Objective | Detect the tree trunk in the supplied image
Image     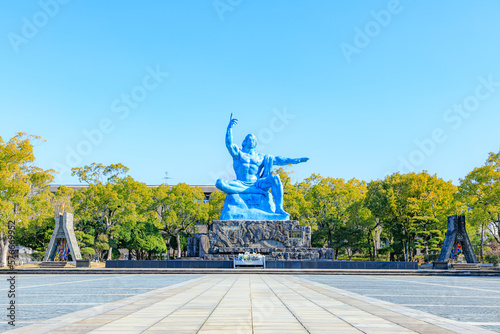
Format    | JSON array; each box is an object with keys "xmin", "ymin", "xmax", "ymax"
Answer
[
  {"xmin": 373, "ymin": 238, "xmax": 377, "ymax": 260},
  {"xmin": 176, "ymin": 233, "xmax": 181, "ymax": 258},
  {"xmin": 107, "ymin": 246, "xmax": 113, "ymax": 261},
  {"xmin": 424, "ymin": 226, "xmax": 428, "ymax": 256},
  {"xmin": 0, "ymin": 232, "xmax": 8, "ymax": 267},
  {"xmin": 368, "ymin": 229, "xmax": 375, "ymax": 261},
  {"xmin": 368, "ymin": 240, "xmax": 373, "ymax": 262},
  {"xmin": 402, "ymin": 241, "xmax": 407, "ymax": 262},
  {"xmin": 480, "ymin": 223, "xmax": 484, "ymax": 260}
]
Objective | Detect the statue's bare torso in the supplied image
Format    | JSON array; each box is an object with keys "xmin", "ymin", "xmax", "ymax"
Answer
[{"xmin": 234, "ymin": 152, "xmax": 264, "ymax": 183}]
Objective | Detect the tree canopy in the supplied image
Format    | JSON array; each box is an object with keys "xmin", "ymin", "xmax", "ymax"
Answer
[{"xmin": 3, "ymin": 133, "xmax": 500, "ymax": 264}]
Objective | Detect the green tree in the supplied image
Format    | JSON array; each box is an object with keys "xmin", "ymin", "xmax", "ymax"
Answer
[
  {"xmin": 75, "ymin": 230, "xmax": 95, "ymax": 260},
  {"xmin": 0, "ymin": 133, "xmax": 54, "ymax": 266},
  {"xmin": 411, "ymin": 216, "xmax": 443, "ymax": 256},
  {"xmin": 302, "ymin": 174, "xmax": 366, "ymax": 257},
  {"xmin": 275, "ymin": 168, "xmax": 310, "ymax": 222},
  {"xmin": 151, "ymin": 183, "xmax": 208, "ymax": 258},
  {"xmin": 14, "ymin": 216, "xmax": 54, "ymax": 257},
  {"xmin": 208, "ymin": 190, "xmax": 226, "ymax": 223},
  {"xmin": 131, "ymin": 222, "xmax": 167, "ymax": 259},
  {"xmin": 344, "ymin": 199, "xmax": 378, "ymax": 260},
  {"xmin": 72, "ymin": 163, "xmax": 151, "ymax": 260},
  {"xmin": 366, "ymin": 172, "xmax": 458, "ymax": 261},
  {"xmin": 458, "ymin": 149, "xmax": 500, "ymax": 246},
  {"xmin": 94, "ymin": 234, "xmax": 110, "ymax": 261},
  {"xmin": 52, "ymin": 185, "xmax": 74, "ymax": 214}
]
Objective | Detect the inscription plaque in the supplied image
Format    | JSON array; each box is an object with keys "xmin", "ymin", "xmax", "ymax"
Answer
[{"xmin": 288, "ymin": 230, "xmax": 303, "ymax": 239}]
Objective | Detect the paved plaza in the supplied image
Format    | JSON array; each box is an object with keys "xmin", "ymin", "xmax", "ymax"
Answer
[{"xmin": 1, "ymin": 274, "xmax": 499, "ymax": 333}]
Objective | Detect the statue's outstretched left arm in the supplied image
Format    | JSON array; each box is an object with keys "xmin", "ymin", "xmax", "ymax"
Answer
[{"xmin": 273, "ymin": 156, "xmax": 309, "ymax": 166}]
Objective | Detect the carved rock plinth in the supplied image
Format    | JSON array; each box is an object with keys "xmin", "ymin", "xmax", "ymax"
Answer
[
  {"xmin": 187, "ymin": 220, "xmax": 335, "ymax": 261},
  {"xmin": 209, "ymin": 220, "xmax": 310, "ymax": 251}
]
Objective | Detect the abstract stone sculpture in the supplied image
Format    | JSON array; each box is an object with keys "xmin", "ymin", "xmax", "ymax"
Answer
[
  {"xmin": 216, "ymin": 114, "xmax": 308, "ymax": 220},
  {"xmin": 43, "ymin": 212, "xmax": 82, "ymax": 261},
  {"xmin": 438, "ymin": 215, "xmax": 478, "ymax": 263}
]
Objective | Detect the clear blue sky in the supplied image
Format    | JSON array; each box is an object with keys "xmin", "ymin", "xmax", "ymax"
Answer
[{"xmin": 1, "ymin": 0, "xmax": 500, "ymax": 186}]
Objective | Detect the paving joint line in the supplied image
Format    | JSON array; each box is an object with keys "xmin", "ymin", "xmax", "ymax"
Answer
[
  {"xmin": 259, "ymin": 274, "xmax": 312, "ymax": 334},
  {"xmin": 62, "ymin": 275, "xmax": 221, "ymax": 334},
  {"xmin": 288, "ymin": 275, "xmax": 447, "ymax": 334},
  {"xmin": 4, "ymin": 275, "xmax": 210, "ymax": 334},
  {"xmin": 291, "ymin": 276, "xmax": 496, "ymax": 334},
  {"xmin": 248, "ymin": 275, "xmax": 254, "ymax": 334},
  {"xmin": 0, "ymin": 275, "xmax": 141, "ymax": 291},
  {"xmin": 268, "ymin": 275, "xmax": 366, "ymax": 334},
  {"xmin": 369, "ymin": 276, "xmax": 500, "ymax": 294},
  {"xmin": 196, "ymin": 274, "xmax": 240, "ymax": 333},
  {"xmin": 132, "ymin": 274, "xmax": 229, "ymax": 333}
]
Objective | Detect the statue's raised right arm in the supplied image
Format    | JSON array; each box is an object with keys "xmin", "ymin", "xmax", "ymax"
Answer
[{"xmin": 225, "ymin": 113, "xmax": 239, "ymax": 158}]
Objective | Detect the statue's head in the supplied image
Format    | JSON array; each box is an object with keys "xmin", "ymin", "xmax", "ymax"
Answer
[{"xmin": 242, "ymin": 134, "xmax": 257, "ymax": 150}]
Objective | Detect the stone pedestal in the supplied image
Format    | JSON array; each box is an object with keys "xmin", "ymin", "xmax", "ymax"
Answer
[
  {"xmin": 210, "ymin": 220, "xmax": 311, "ymax": 250},
  {"xmin": 187, "ymin": 220, "xmax": 335, "ymax": 261},
  {"xmin": 187, "ymin": 234, "xmax": 210, "ymax": 258}
]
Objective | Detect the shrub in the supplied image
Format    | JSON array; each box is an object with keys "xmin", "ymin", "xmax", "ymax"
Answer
[
  {"xmin": 413, "ymin": 255, "xmax": 425, "ymax": 264},
  {"xmin": 81, "ymin": 247, "xmax": 95, "ymax": 255},
  {"xmin": 424, "ymin": 254, "xmax": 440, "ymax": 263},
  {"xmin": 378, "ymin": 246, "xmax": 392, "ymax": 256},
  {"xmin": 31, "ymin": 251, "xmax": 43, "ymax": 261},
  {"xmin": 484, "ymin": 254, "xmax": 499, "ymax": 265}
]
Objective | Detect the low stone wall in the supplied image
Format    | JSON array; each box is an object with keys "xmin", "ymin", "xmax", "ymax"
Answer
[
  {"xmin": 106, "ymin": 260, "xmax": 234, "ymax": 269},
  {"xmin": 105, "ymin": 260, "xmax": 418, "ymax": 270},
  {"xmin": 267, "ymin": 261, "xmax": 417, "ymax": 270},
  {"xmin": 204, "ymin": 248, "xmax": 335, "ymax": 261}
]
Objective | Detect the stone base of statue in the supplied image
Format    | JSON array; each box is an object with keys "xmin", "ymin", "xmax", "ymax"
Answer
[
  {"xmin": 187, "ymin": 220, "xmax": 335, "ymax": 260},
  {"xmin": 221, "ymin": 193, "xmax": 290, "ymax": 220},
  {"xmin": 210, "ymin": 220, "xmax": 311, "ymax": 249}
]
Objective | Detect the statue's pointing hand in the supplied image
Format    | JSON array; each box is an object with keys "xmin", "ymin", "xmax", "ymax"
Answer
[{"xmin": 229, "ymin": 113, "xmax": 238, "ymax": 128}]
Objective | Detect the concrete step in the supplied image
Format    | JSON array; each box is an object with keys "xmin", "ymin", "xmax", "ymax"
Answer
[
  {"xmin": 452, "ymin": 263, "xmax": 479, "ymax": 270},
  {"xmin": 40, "ymin": 261, "xmax": 67, "ymax": 268}
]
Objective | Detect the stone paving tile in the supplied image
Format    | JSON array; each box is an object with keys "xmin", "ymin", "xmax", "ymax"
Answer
[
  {"xmin": 5, "ymin": 275, "xmax": 215, "ymax": 334},
  {"xmin": 291, "ymin": 275, "xmax": 498, "ymax": 334},
  {"xmin": 5, "ymin": 274, "xmax": 499, "ymax": 333}
]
